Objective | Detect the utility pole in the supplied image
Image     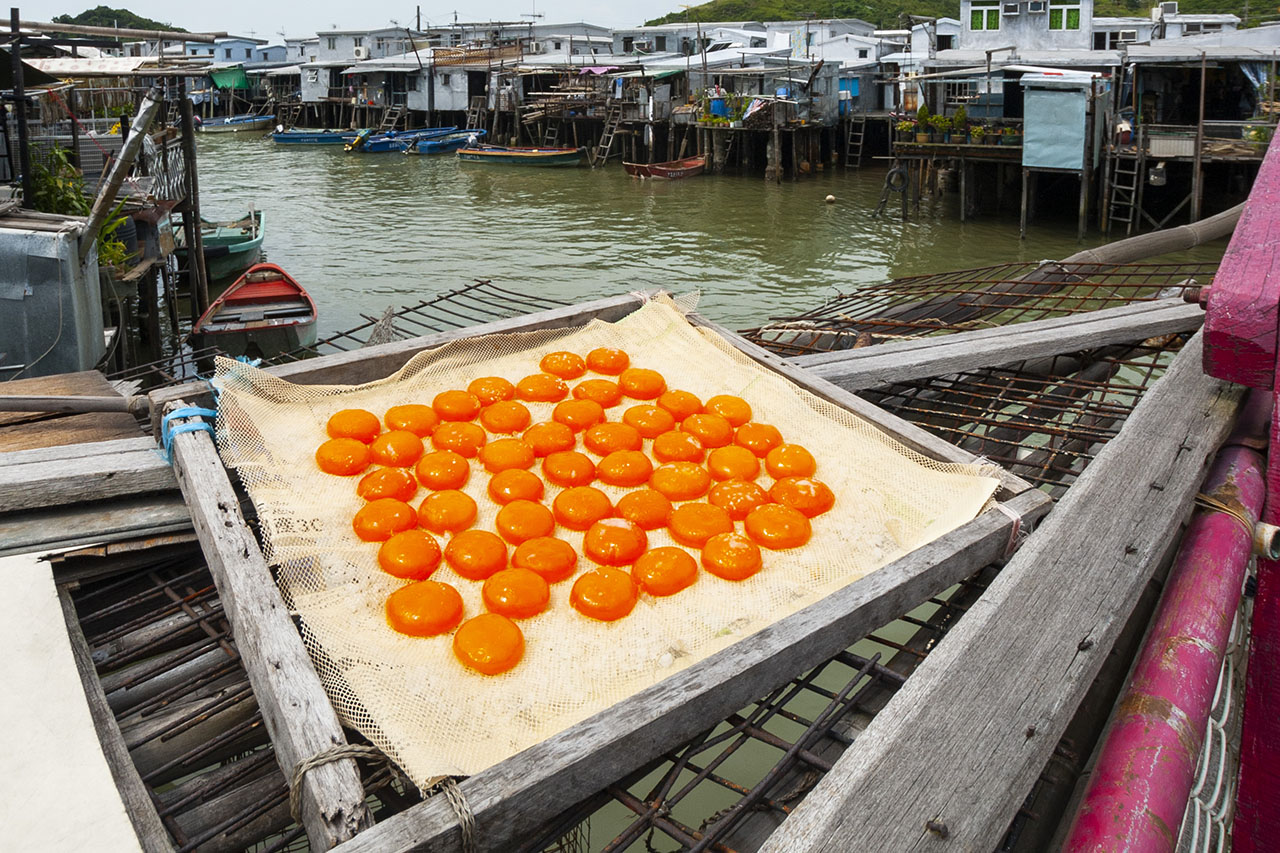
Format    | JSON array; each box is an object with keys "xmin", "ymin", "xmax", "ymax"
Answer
[{"xmin": 416, "ymin": 5, "xmax": 421, "ymax": 31}]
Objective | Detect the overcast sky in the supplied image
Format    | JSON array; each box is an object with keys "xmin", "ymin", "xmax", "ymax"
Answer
[{"xmin": 21, "ymin": 1, "xmax": 682, "ymax": 39}]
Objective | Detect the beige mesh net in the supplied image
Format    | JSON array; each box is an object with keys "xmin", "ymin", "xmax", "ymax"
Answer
[{"xmin": 214, "ymin": 296, "xmax": 999, "ymax": 785}]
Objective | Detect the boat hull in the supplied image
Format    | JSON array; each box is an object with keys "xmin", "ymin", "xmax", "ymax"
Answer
[
  {"xmin": 198, "ymin": 115, "xmax": 274, "ymax": 134},
  {"xmin": 175, "ymin": 210, "xmax": 265, "ymax": 282},
  {"xmin": 346, "ymin": 127, "xmax": 459, "ymax": 153},
  {"xmin": 625, "ymin": 156, "xmax": 707, "ymax": 179},
  {"xmin": 457, "ymin": 145, "xmax": 584, "ymax": 166},
  {"xmin": 192, "ymin": 262, "xmax": 318, "ymax": 358},
  {"xmin": 407, "ymin": 129, "xmax": 486, "ymax": 155},
  {"xmin": 271, "ymin": 130, "xmax": 360, "ymax": 145}
]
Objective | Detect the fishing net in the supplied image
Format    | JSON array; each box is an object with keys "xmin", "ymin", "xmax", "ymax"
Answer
[{"xmin": 214, "ymin": 295, "xmax": 1000, "ymax": 785}]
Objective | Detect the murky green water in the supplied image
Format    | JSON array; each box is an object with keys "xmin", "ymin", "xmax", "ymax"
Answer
[{"xmin": 194, "ymin": 134, "xmax": 1227, "ymax": 338}]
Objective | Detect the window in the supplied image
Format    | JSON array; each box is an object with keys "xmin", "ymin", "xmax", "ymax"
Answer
[
  {"xmin": 858, "ymin": 48, "xmax": 869, "ymax": 58},
  {"xmin": 224, "ymin": 48, "xmax": 232, "ymax": 58},
  {"xmin": 442, "ymin": 73, "xmax": 451, "ymax": 85},
  {"xmin": 938, "ymin": 34, "xmax": 955, "ymax": 50},
  {"xmin": 830, "ymin": 28, "xmax": 838, "ymax": 37},
  {"xmin": 245, "ymin": 48, "xmax": 252, "ymax": 58},
  {"xmin": 623, "ymin": 36, "xmax": 634, "ymax": 52},
  {"xmin": 554, "ymin": 40, "xmax": 562, "ymax": 50},
  {"xmin": 1049, "ymin": 0, "xmax": 1081, "ymax": 30},
  {"xmin": 970, "ymin": 0, "xmax": 1001, "ymax": 30},
  {"xmin": 945, "ymin": 79, "xmax": 977, "ymax": 102},
  {"xmin": 326, "ymin": 37, "xmax": 336, "ymax": 50},
  {"xmin": 407, "ymin": 77, "xmax": 417, "ymax": 90},
  {"xmin": 655, "ymin": 35, "xmax": 666, "ymax": 51},
  {"xmin": 353, "ymin": 37, "xmax": 364, "ymax": 47}
]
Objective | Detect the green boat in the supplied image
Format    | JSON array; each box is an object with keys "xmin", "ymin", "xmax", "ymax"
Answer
[
  {"xmin": 175, "ymin": 210, "xmax": 265, "ymax": 281},
  {"xmin": 456, "ymin": 145, "xmax": 585, "ymax": 166}
]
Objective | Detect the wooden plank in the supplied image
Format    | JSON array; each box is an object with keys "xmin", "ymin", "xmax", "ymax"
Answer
[
  {"xmin": 0, "ymin": 371, "xmax": 143, "ymax": 451},
  {"xmin": 754, "ymin": 331, "xmax": 1244, "ymax": 853},
  {"xmin": 790, "ymin": 298, "xmax": 1205, "ymax": 391},
  {"xmin": 0, "ymin": 494, "xmax": 191, "ymax": 558},
  {"xmin": 166, "ymin": 410, "xmax": 372, "ymax": 849},
  {"xmin": 147, "ymin": 292, "xmax": 651, "ymax": 436},
  {"xmin": 686, "ymin": 313, "xmax": 1036, "ymax": 497},
  {"xmin": 0, "ymin": 394, "xmax": 146, "ymax": 414},
  {"xmin": 0, "ymin": 437, "xmax": 176, "ymax": 514},
  {"xmin": 331, "ymin": 488, "xmax": 1052, "ymax": 853},
  {"xmin": 58, "ymin": 586, "xmax": 176, "ymax": 852}
]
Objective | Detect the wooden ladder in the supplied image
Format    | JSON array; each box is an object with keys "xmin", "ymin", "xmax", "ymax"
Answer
[
  {"xmin": 845, "ymin": 112, "xmax": 867, "ymax": 167},
  {"xmin": 1107, "ymin": 148, "xmax": 1145, "ymax": 236},
  {"xmin": 379, "ymin": 105, "xmax": 404, "ymax": 132},
  {"xmin": 280, "ymin": 102, "xmax": 302, "ymax": 130},
  {"xmin": 593, "ymin": 105, "xmax": 622, "ymax": 166},
  {"xmin": 465, "ymin": 96, "xmax": 487, "ymax": 131},
  {"xmin": 542, "ymin": 117, "xmax": 560, "ymax": 146}
]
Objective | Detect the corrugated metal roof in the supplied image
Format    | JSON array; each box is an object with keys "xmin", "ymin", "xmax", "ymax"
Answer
[{"xmin": 24, "ymin": 56, "xmax": 211, "ymax": 77}]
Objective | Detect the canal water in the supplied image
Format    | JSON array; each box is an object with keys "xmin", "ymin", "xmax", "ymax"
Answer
[{"xmin": 194, "ymin": 134, "xmax": 1228, "ymax": 337}]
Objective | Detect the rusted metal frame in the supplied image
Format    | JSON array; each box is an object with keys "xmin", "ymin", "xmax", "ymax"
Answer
[
  {"xmin": 111, "ymin": 641, "xmax": 240, "ymax": 710},
  {"xmin": 98, "ymin": 616, "xmax": 227, "ymax": 672},
  {"xmin": 157, "ymin": 746, "xmax": 277, "ymax": 818},
  {"xmin": 154, "ymin": 572, "xmax": 237, "ymax": 658},
  {"xmin": 123, "ymin": 659, "xmax": 246, "ymax": 722},
  {"xmin": 258, "ymin": 825, "xmax": 308, "ymax": 853},
  {"xmin": 131, "ymin": 683, "xmax": 257, "ymax": 748},
  {"xmin": 73, "ymin": 555, "xmax": 193, "ymax": 609},
  {"xmin": 605, "ymin": 785, "xmax": 736, "ymax": 853},
  {"xmin": 142, "ymin": 712, "xmax": 266, "ymax": 783},
  {"xmin": 81, "ymin": 564, "xmax": 215, "ymax": 632}
]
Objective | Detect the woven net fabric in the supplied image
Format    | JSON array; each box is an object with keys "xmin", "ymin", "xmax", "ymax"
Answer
[{"xmin": 213, "ymin": 296, "xmax": 1000, "ymax": 784}]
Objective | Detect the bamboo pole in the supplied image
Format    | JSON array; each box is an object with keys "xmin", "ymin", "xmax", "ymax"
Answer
[
  {"xmin": 19, "ymin": 19, "xmax": 223, "ymax": 42},
  {"xmin": 79, "ymin": 87, "xmax": 161, "ymax": 264},
  {"xmin": 1191, "ymin": 51, "xmax": 1207, "ymax": 222}
]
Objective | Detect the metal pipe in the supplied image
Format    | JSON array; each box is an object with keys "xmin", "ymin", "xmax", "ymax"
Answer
[
  {"xmin": 11, "ymin": 8, "xmax": 31, "ymax": 208},
  {"xmin": 1061, "ymin": 388, "xmax": 1271, "ymax": 852}
]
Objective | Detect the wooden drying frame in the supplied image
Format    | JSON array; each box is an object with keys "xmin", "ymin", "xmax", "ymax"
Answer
[{"xmin": 157, "ymin": 292, "xmax": 1053, "ymax": 852}]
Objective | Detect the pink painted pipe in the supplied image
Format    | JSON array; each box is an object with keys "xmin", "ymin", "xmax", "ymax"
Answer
[{"xmin": 1062, "ymin": 390, "xmax": 1270, "ymax": 853}]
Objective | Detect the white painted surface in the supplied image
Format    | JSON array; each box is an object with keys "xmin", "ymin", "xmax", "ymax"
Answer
[{"xmin": 0, "ymin": 551, "xmax": 142, "ymax": 851}]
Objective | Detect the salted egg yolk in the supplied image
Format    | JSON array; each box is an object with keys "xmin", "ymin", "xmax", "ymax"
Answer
[
  {"xmin": 707, "ymin": 480, "xmax": 770, "ymax": 521},
  {"xmin": 585, "ymin": 347, "xmax": 630, "ymax": 375},
  {"xmin": 516, "ymin": 373, "xmax": 569, "ymax": 403},
  {"xmin": 478, "ymin": 438, "xmax": 536, "ymax": 473},
  {"xmin": 681, "ymin": 413, "xmax": 734, "ymax": 448},
  {"xmin": 704, "ymin": 394, "xmax": 753, "ymax": 427},
  {"xmin": 352, "ymin": 498, "xmax": 417, "ymax": 542},
  {"xmin": 414, "ymin": 450, "xmax": 470, "ymax": 491},
  {"xmin": 523, "ymin": 421, "xmax": 577, "ymax": 457},
  {"xmin": 615, "ymin": 489, "xmax": 673, "ymax": 530},
  {"xmin": 453, "ymin": 612, "xmax": 524, "ymax": 675},
  {"xmin": 482, "ymin": 567, "xmax": 551, "ymax": 619},
  {"xmin": 706, "ymin": 446, "xmax": 760, "ymax": 481},
  {"xmin": 734, "ymin": 422, "xmax": 784, "ymax": 458},
  {"xmin": 326, "ymin": 408, "xmax": 380, "ymax": 443},
  {"xmin": 369, "ymin": 429, "xmax": 425, "ymax": 468},
  {"xmin": 570, "ymin": 566, "xmax": 638, "ymax": 622},
  {"xmin": 539, "ymin": 351, "xmax": 587, "ymax": 380},
  {"xmin": 495, "ymin": 499, "xmax": 556, "ymax": 545},
  {"xmin": 316, "ymin": 437, "xmax": 372, "ymax": 476},
  {"xmin": 487, "ymin": 469, "xmax": 546, "ymax": 504},
  {"xmin": 479, "ymin": 400, "xmax": 532, "ymax": 435},
  {"xmin": 701, "ymin": 532, "xmax": 764, "ymax": 581},
  {"xmin": 357, "ymin": 467, "xmax": 418, "ymax": 503},
  {"xmin": 512, "ymin": 537, "xmax": 578, "ymax": 583},
  {"xmin": 744, "ymin": 504, "xmax": 813, "ymax": 550},
  {"xmin": 764, "ymin": 443, "xmax": 818, "ymax": 479},
  {"xmin": 618, "ymin": 367, "xmax": 666, "ymax": 400},
  {"xmin": 596, "ymin": 450, "xmax": 654, "ymax": 488},
  {"xmin": 621, "ymin": 404, "xmax": 676, "ymax": 439},
  {"xmin": 542, "ymin": 450, "xmax": 596, "ymax": 487},
  {"xmin": 552, "ymin": 486, "xmax": 614, "ymax": 530},
  {"xmin": 572, "ymin": 378, "xmax": 624, "ymax": 408},
  {"xmin": 552, "ymin": 399, "xmax": 606, "ymax": 432},
  {"xmin": 384, "ymin": 404, "xmax": 439, "ymax": 437},
  {"xmin": 433, "ymin": 389, "xmax": 481, "ymax": 422},
  {"xmin": 417, "ymin": 490, "xmax": 477, "ymax": 534},
  {"xmin": 657, "ymin": 389, "xmax": 703, "ymax": 422},
  {"xmin": 650, "ymin": 462, "xmax": 712, "ymax": 501},
  {"xmin": 468, "ymin": 376, "xmax": 516, "ymax": 406},
  {"xmin": 583, "ymin": 517, "xmax": 648, "ymax": 566},
  {"xmin": 444, "ymin": 529, "xmax": 508, "ymax": 580},
  {"xmin": 386, "ymin": 580, "xmax": 463, "ymax": 637},
  {"xmin": 377, "ymin": 529, "xmax": 442, "ymax": 580},
  {"xmin": 583, "ymin": 422, "xmax": 642, "ymax": 455},
  {"xmin": 430, "ymin": 422, "xmax": 487, "ymax": 458},
  {"xmin": 668, "ymin": 502, "xmax": 734, "ymax": 547},
  {"xmin": 631, "ymin": 547, "xmax": 698, "ymax": 596},
  {"xmin": 652, "ymin": 430, "xmax": 705, "ymax": 464},
  {"xmin": 769, "ymin": 477, "xmax": 836, "ymax": 518}
]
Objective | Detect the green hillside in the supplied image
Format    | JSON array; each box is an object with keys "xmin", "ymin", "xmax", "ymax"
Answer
[
  {"xmin": 52, "ymin": 6, "xmax": 185, "ymax": 33},
  {"xmin": 645, "ymin": 0, "xmax": 1258, "ymax": 29}
]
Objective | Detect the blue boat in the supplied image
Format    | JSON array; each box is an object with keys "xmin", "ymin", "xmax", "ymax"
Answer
[
  {"xmin": 345, "ymin": 127, "xmax": 458, "ymax": 153},
  {"xmin": 271, "ymin": 128, "xmax": 362, "ymax": 145},
  {"xmin": 405, "ymin": 129, "xmax": 487, "ymax": 155},
  {"xmin": 197, "ymin": 114, "xmax": 275, "ymax": 134}
]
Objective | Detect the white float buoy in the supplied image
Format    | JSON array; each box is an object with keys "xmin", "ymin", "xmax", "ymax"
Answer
[{"xmin": 825, "ymin": 194, "xmax": 836, "ymax": 204}]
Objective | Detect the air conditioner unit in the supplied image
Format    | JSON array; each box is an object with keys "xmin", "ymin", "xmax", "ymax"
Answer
[
  {"xmin": 353, "ymin": 46, "xmax": 370, "ymax": 59},
  {"xmin": 530, "ymin": 42, "xmax": 545, "ymax": 54},
  {"xmin": 1160, "ymin": 1, "xmax": 1178, "ymax": 14},
  {"xmin": 1028, "ymin": 1, "xmax": 1047, "ymax": 12},
  {"xmin": 1002, "ymin": 2, "xmax": 1021, "ymax": 15}
]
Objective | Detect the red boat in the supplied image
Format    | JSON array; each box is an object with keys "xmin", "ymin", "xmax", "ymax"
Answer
[
  {"xmin": 623, "ymin": 155, "xmax": 707, "ymax": 180},
  {"xmin": 192, "ymin": 263, "xmax": 318, "ymax": 358}
]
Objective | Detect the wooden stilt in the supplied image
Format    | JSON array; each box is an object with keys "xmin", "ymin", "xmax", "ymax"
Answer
[{"xmin": 1020, "ymin": 168, "xmax": 1030, "ymax": 238}]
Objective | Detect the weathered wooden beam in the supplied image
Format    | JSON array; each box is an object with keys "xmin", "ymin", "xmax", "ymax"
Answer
[
  {"xmin": 791, "ymin": 298, "xmax": 1205, "ymax": 392},
  {"xmin": 58, "ymin": 587, "xmax": 176, "ymax": 852},
  {"xmin": 755, "ymin": 331, "xmax": 1244, "ymax": 853},
  {"xmin": 166, "ymin": 409, "xmax": 372, "ymax": 849},
  {"xmin": 147, "ymin": 292, "xmax": 651, "ymax": 437},
  {"xmin": 0, "ymin": 437, "xmax": 175, "ymax": 514},
  {"xmin": 331, "ymin": 488, "xmax": 1051, "ymax": 853},
  {"xmin": 0, "ymin": 494, "xmax": 191, "ymax": 558},
  {"xmin": 0, "ymin": 394, "xmax": 149, "ymax": 415},
  {"xmin": 686, "ymin": 313, "xmax": 1037, "ymax": 497}
]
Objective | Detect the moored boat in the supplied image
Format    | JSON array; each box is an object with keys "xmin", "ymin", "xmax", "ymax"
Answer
[
  {"xmin": 191, "ymin": 262, "xmax": 317, "ymax": 358},
  {"xmin": 197, "ymin": 114, "xmax": 275, "ymax": 134},
  {"xmin": 174, "ymin": 209, "xmax": 265, "ymax": 281},
  {"xmin": 624, "ymin": 155, "xmax": 707, "ymax": 180},
  {"xmin": 271, "ymin": 128, "xmax": 361, "ymax": 145},
  {"xmin": 456, "ymin": 144, "xmax": 585, "ymax": 166},
  {"xmin": 345, "ymin": 127, "xmax": 458, "ymax": 153},
  {"xmin": 405, "ymin": 129, "xmax": 487, "ymax": 155}
]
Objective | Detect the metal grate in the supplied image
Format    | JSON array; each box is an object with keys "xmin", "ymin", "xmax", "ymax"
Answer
[{"xmin": 741, "ymin": 262, "xmax": 1215, "ymax": 357}]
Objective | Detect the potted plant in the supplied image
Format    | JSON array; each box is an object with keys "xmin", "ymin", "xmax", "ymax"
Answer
[
  {"xmin": 930, "ymin": 114, "xmax": 951, "ymax": 143},
  {"xmin": 969, "ymin": 124, "xmax": 985, "ymax": 145},
  {"xmin": 984, "ymin": 124, "xmax": 1000, "ymax": 145},
  {"xmin": 952, "ymin": 105, "xmax": 968, "ymax": 142},
  {"xmin": 916, "ymin": 102, "xmax": 932, "ymax": 143},
  {"xmin": 1002, "ymin": 125, "xmax": 1022, "ymax": 146},
  {"xmin": 895, "ymin": 119, "xmax": 916, "ymax": 142}
]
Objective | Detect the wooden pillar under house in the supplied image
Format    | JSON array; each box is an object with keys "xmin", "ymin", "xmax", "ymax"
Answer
[{"xmin": 1020, "ymin": 168, "xmax": 1031, "ymax": 239}]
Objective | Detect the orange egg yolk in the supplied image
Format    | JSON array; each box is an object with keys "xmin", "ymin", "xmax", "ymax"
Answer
[
  {"xmin": 706, "ymin": 446, "xmax": 761, "ymax": 481},
  {"xmin": 631, "ymin": 547, "xmax": 699, "ymax": 596},
  {"xmin": 417, "ymin": 490, "xmax": 478, "ymax": 534},
  {"xmin": 495, "ymin": 499, "xmax": 556, "ymax": 545},
  {"xmin": 769, "ymin": 477, "xmax": 836, "ymax": 518},
  {"xmin": 357, "ymin": 467, "xmax": 419, "ymax": 503},
  {"xmin": 708, "ymin": 480, "xmax": 771, "ymax": 521},
  {"xmin": 512, "ymin": 536, "xmax": 579, "ymax": 583},
  {"xmin": 453, "ymin": 612, "xmax": 524, "ymax": 675},
  {"xmin": 681, "ymin": 413, "xmax": 734, "ymax": 448},
  {"xmin": 615, "ymin": 489, "xmax": 673, "ymax": 530},
  {"xmin": 572, "ymin": 378, "xmax": 624, "ymax": 408},
  {"xmin": 704, "ymin": 394, "xmax": 753, "ymax": 427},
  {"xmin": 352, "ymin": 498, "xmax": 417, "ymax": 542},
  {"xmin": 414, "ymin": 450, "xmax": 470, "ymax": 490},
  {"xmin": 652, "ymin": 430, "xmax": 706, "ymax": 463},
  {"xmin": 479, "ymin": 400, "xmax": 532, "ymax": 435},
  {"xmin": 701, "ymin": 532, "xmax": 764, "ymax": 581},
  {"xmin": 386, "ymin": 580, "xmax": 464, "ymax": 637},
  {"xmin": 326, "ymin": 408, "xmax": 381, "ymax": 443},
  {"xmin": 369, "ymin": 430, "xmax": 425, "ymax": 468},
  {"xmin": 523, "ymin": 421, "xmax": 577, "ymax": 457},
  {"xmin": 384, "ymin": 404, "xmax": 439, "ymax": 437},
  {"xmin": 433, "ymin": 389, "xmax": 482, "ymax": 422},
  {"xmin": 734, "ymin": 422, "xmax": 784, "ymax": 457},
  {"xmin": 478, "ymin": 438, "xmax": 536, "ymax": 473},
  {"xmin": 444, "ymin": 529, "xmax": 508, "ymax": 580},
  {"xmin": 316, "ymin": 437, "xmax": 373, "ymax": 476},
  {"xmin": 621, "ymin": 404, "xmax": 677, "ymax": 438},
  {"xmin": 377, "ymin": 529, "xmax": 442, "ymax": 580},
  {"xmin": 482, "ymin": 567, "xmax": 551, "ymax": 619},
  {"xmin": 430, "ymin": 422, "xmax": 487, "ymax": 458},
  {"xmin": 650, "ymin": 462, "xmax": 713, "ymax": 501},
  {"xmin": 744, "ymin": 504, "xmax": 813, "ymax": 550},
  {"xmin": 552, "ymin": 399, "xmax": 606, "ymax": 432},
  {"xmin": 539, "ymin": 351, "xmax": 587, "ymax": 380},
  {"xmin": 552, "ymin": 486, "xmax": 614, "ymax": 530},
  {"xmin": 668, "ymin": 502, "xmax": 734, "ymax": 547},
  {"xmin": 487, "ymin": 469, "xmax": 546, "ymax": 504},
  {"xmin": 570, "ymin": 567, "xmax": 639, "ymax": 622},
  {"xmin": 765, "ymin": 443, "xmax": 818, "ymax": 479},
  {"xmin": 583, "ymin": 422, "xmax": 643, "ymax": 455},
  {"xmin": 596, "ymin": 450, "xmax": 655, "ymax": 487},
  {"xmin": 657, "ymin": 389, "xmax": 703, "ymax": 422},
  {"xmin": 468, "ymin": 376, "xmax": 516, "ymax": 406},
  {"xmin": 619, "ymin": 367, "xmax": 667, "ymax": 400},
  {"xmin": 585, "ymin": 347, "xmax": 630, "ymax": 374},
  {"xmin": 583, "ymin": 517, "xmax": 648, "ymax": 566},
  {"xmin": 542, "ymin": 451, "xmax": 596, "ymax": 487},
  {"xmin": 516, "ymin": 373, "xmax": 569, "ymax": 403}
]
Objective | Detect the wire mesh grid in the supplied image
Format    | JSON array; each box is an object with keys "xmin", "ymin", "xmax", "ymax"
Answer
[
  {"xmin": 741, "ymin": 262, "xmax": 1215, "ymax": 357},
  {"xmin": 107, "ymin": 279, "xmax": 573, "ymax": 391}
]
